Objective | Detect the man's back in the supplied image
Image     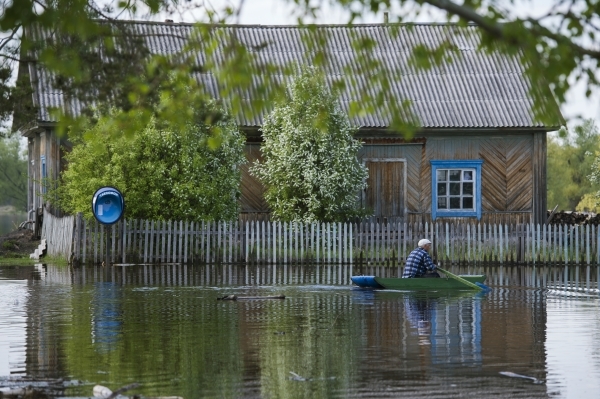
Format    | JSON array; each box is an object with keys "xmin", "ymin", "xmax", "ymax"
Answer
[{"xmin": 403, "ymin": 247, "xmax": 436, "ymax": 278}]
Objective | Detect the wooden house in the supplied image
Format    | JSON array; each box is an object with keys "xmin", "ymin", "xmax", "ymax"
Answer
[{"xmin": 16, "ymin": 21, "xmax": 563, "ymax": 231}]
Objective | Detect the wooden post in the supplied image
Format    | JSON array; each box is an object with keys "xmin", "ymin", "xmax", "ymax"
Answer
[
  {"xmin": 103, "ymin": 224, "xmax": 108, "ymax": 266},
  {"xmin": 574, "ymin": 224, "xmax": 579, "ymax": 265},
  {"xmin": 111, "ymin": 223, "xmax": 116, "ymax": 264},
  {"xmin": 206, "ymin": 221, "xmax": 212, "ymax": 264},
  {"xmin": 82, "ymin": 216, "xmax": 87, "ymax": 264},
  {"xmin": 327, "ymin": 222, "xmax": 332, "ymax": 264},
  {"xmin": 348, "ymin": 223, "xmax": 354, "ymax": 265},
  {"xmin": 597, "ymin": 224, "xmax": 600, "ymax": 265},
  {"xmin": 149, "ymin": 220, "xmax": 156, "ymax": 263}
]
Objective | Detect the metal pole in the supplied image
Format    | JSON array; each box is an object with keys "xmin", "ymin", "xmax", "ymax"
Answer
[{"xmin": 105, "ymin": 224, "xmax": 110, "ymax": 266}]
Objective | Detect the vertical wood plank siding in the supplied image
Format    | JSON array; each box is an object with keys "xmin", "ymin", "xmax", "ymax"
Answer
[
  {"xmin": 44, "ymin": 209, "xmax": 600, "ymax": 266},
  {"xmin": 533, "ymin": 132, "xmax": 548, "ymax": 224},
  {"xmin": 328, "ymin": 133, "xmax": 540, "ymax": 225}
]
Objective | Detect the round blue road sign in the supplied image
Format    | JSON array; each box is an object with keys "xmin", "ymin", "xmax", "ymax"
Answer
[{"xmin": 92, "ymin": 187, "xmax": 125, "ymax": 225}]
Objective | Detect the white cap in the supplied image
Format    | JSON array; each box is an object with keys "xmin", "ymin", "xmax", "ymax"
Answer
[{"xmin": 418, "ymin": 239, "xmax": 432, "ymax": 247}]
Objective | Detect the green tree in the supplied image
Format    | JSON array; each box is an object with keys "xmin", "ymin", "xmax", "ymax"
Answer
[
  {"xmin": 251, "ymin": 67, "xmax": 368, "ymax": 222},
  {"xmin": 2, "ymin": 0, "xmax": 599, "ymax": 139},
  {"xmin": 548, "ymin": 119, "xmax": 600, "ymax": 211},
  {"xmin": 52, "ymin": 103, "xmax": 245, "ymax": 221},
  {"xmin": 0, "ymin": 135, "xmax": 27, "ymax": 210}
]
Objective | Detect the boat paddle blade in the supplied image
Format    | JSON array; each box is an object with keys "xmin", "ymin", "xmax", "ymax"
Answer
[
  {"xmin": 475, "ymin": 282, "xmax": 491, "ymax": 291},
  {"xmin": 437, "ymin": 267, "xmax": 483, "ymax": 291}
]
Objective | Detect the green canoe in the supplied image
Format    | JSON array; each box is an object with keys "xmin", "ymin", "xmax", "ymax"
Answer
[
  {"xmin": 376, "ymin": 275, "xmax": 486, "ymax": 290},
  {"xmin": 351, "ymin": 275, "xmax": 487, "ymax": 290}
]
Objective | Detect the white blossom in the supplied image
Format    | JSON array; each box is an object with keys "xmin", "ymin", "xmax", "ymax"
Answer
[{"xmin": 251, "ymin": 66, "xmax": 368, "ymax": 222}]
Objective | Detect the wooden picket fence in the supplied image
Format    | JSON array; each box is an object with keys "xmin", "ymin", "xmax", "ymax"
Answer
[
  {"xmin": 40, "ymin": 209, "xmax": 600, "ymax": 265},
  {"xmin": 41, "ymin": 210, "xmax": 75, "ymax": 261}
]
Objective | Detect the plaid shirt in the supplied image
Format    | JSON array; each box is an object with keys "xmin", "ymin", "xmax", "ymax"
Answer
[{"xmin": 402, "ymin": 247, "xmax": 436, "ymax": 278}]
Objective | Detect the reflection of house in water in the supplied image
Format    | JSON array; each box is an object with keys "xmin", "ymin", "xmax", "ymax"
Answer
[
  {"xmin": 19, "ymin": 263, "xmax": 549, "ymax": 388},
  {"xmin": 352, "ymin": 286, "xmax": 548, "ymax": 386},
  {"xmin": 419, "ymin": 294, "xmax": 483, "ymax": 365},
  {"xmin": 22, "ymin": 264, "xmax": 67, "ymax": 377},
  {"xmin": 355, "ymin": 290, "xmax": 483, "ymax": 372},
  {"xmin": 482, "ymin": 287, "xmax": 547, "ymax": 374}
]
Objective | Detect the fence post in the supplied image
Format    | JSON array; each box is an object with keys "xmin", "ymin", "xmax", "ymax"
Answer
[
  {"xmin": 82, "ymin": 215, "xmax": 87, "ymax": 264},
  {"xmin": 349, "ymin": 223, "xmax": 353, "ymax": 265}
]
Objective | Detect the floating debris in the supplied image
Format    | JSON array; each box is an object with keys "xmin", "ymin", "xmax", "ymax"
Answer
[
  {"xmin": 499, "ymin": 371, "xmax": 544, "ymax": 384},
  {"xmin": 217, "ymin": 295, "xmax": 285, "ymax": 301},
  {"xmin": 93, "ymin": 383, "xmax": 140, "ymax": 399},
  {"xmin": 289, "ymin": 371, "xmax": 308, "ymax": 381},
  {"xmin": 93, "ymin": 383, "xmax": 182, "ymax": 399}
]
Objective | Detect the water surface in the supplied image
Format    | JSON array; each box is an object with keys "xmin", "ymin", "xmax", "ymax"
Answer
[{"xmin": 0, "ymin": 263, "xmax": 599, "ymax": 398}]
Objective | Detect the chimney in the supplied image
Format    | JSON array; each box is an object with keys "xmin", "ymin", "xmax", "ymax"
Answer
[{"xmin": 384, "ymin": 12, "xmax": 388, "ymax": 24}]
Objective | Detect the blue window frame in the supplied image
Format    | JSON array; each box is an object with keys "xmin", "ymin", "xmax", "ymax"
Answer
[{"xmin": 430, "ymin": 160, "xmax": 483, "ymax": 220}]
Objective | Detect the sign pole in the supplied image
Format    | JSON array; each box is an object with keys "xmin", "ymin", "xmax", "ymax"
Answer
[
  {"xmin": 105, "ymin": 224, "xmax": 110, "ymax": 266},
  {"xmin": 92, "ymin": 187, "xmax": 125, "ymax": 266}
]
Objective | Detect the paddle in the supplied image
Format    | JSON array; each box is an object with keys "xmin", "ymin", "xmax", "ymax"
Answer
[{"xmin": 437, "ymin": 267, "xmax": 490, "ymax": 291}]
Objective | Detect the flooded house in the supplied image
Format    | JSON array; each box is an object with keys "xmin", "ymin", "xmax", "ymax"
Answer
[{"xmin": 16, "ymin": 21, "xmax": 563, "ymax": 235}]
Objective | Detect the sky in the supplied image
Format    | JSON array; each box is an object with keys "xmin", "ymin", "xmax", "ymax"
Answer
[{"xmin": 169, "ymin": 0, "xmax": 600, "ymax": 129}]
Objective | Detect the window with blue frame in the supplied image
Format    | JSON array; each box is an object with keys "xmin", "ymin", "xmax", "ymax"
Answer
[{"xmin": 430, "ymin": 160, "xmax": 483, "ymax": 220}]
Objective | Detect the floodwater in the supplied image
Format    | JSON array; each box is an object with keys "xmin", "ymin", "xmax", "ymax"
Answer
[{"xmin": 0, "ymin": 263, "xmax": 599, "ymax": 399}]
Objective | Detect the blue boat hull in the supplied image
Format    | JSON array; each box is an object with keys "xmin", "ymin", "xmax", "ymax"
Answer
[{"xmin": 350, "ymin": 276, "xmax": 384, "ymax": 288}]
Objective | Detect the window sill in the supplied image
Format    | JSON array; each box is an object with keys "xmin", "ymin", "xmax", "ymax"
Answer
[{"xmin": 435, "ymin": 211, "xmax": 479, "ymax": 218}]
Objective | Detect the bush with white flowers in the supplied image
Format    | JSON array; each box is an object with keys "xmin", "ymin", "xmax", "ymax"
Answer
[{"xmin": 251, "ymin": 67, "xmax": 368, "ymax": 222}]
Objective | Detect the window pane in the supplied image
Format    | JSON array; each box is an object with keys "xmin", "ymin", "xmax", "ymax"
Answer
[
  {"xmin": 437, "ymin": 182, "xmax": 447, "ymax": 195},
  {"xmin": 463, "ymin": 197, "xmax": 473, "ymax": 209},
  {"xmin": 463, "ymin": 182, "xmax": 473, "ymax": 195},
  {"xmin": 449, "ymin": 170, "xmax": 461, "ymax": 181},
  {"xmin": 437, "ymin": 170, "xmax": 447, "ymax": 181},
  {"xmin": 450, "ymin": 197, "xmax": 461, "ymax": 209},
  {"xmin": 449, "ymin": 182, "xmax": 461, "ymax": 195},
  {"xmin": 463, "ymin": 171, "xmax": 473, "ymax": 181},
  {"xmin": 438, "ymin": 197, "xmax": 447, "ymax": 209}
]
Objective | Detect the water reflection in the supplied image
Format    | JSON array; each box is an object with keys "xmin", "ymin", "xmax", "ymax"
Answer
[
  {"xmin": 92, "ymin": 283, "xmax": 122, "ymax": 353},
  {"xmin": 1, "ymin": 263, "xmax": 599, "ymax": 398}
]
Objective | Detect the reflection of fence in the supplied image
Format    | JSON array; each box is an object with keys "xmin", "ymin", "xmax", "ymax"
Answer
[{"xmin": 41, "ymin": 208, "xmax": 600, "ymax": 265}]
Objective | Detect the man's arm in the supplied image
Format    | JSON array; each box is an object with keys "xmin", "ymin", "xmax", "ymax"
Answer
[{"xmin": 424, "ymin": 253, "xmax": 437, "ymax": 272}]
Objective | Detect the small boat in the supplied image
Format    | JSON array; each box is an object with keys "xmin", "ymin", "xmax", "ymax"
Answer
[{"xmin": 351, "ymin": 275, "xmax": 487, "ymax": 290}]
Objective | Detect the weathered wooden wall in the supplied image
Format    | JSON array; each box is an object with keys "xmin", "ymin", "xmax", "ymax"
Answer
[
  {"xmin": 25, "ymin": 127, "xmax": 68, "ymax": 227},
  {"xmin": 241, "ymin": 132, "xmax": 542, "ymax": 225},
  {"xmin": 240, "ymin": 143, "xmax": 269, "ymax": 215},
  {"xmin": 358, "ymin": 132, "xmax": 540, "ymax": 225},
  {"xmin": 422, "ymin": 132, "xmax": 539, "ymax": 224}
]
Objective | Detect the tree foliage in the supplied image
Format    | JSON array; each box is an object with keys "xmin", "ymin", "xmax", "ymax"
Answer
[
  {"xmin": 547, "ymin": 119, "xmax": 600, "ymax": 211},
  {"xmin": 51, "ymin": 103, "xmax": 245, "ymax": 221},
  {"xmin": 1, "ymin": 0, "xmax": 599, "ymax": 140},
  {"xmin": 0, "ymin": 135, "xmax": 27, "ymax": 210},
  {"xmin": 251, "ymin": 67, "xmax": 368, "ymax": 222}
]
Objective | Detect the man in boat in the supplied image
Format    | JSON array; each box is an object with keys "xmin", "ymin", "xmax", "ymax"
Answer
[{"xmin": 402, "ymin": 239, "xmax": 441, "ymax": 278}]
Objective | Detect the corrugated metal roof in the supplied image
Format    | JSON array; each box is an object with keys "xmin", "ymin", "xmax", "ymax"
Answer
[{"xmin": 25, "ymin": 21, "xmax": 563, "ymax": 129}]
